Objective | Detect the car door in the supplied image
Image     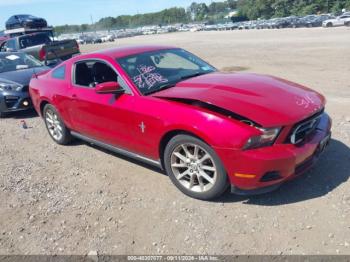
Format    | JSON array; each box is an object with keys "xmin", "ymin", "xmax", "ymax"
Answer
[
  {"xmin": 1, "ymin": 39, "xmax": 17, "ymax": 52},
  {"xmin": 68, "ymin": 59, "xmax": 137, "ymax": 150},
  {"xmin": 341, "ymin": 15, "xmax": 350, "ymax": 25},
  {"xmin": 337, "ymin": 15, "xmax": 349, "ymax": 25}
]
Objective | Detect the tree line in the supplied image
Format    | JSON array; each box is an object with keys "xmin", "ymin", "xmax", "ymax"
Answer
[
  {"xmin": 238, "ymin": 0, "xmax": 350, "ymax": 20},
  {"xmin": 54, "ymin": 0, "xmax": 350, "ymax": 34}
]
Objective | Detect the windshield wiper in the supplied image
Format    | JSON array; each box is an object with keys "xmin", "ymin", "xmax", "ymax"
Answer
[
  {"xmin": 144, "ymin": 82, "xmax": 176, "ymax": 95},
  {"xmin": 180, "ymin": 71, "xmax": 209, "ymax": 81},
  {"xmin": 143, "ymin": 71, "xmax": 212, "ymax": 96}
]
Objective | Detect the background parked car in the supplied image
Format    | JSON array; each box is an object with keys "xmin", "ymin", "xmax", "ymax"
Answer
[
  {"xmin": 304, "ymin": 14, "xmax": 335, "ymax": 27},
  {"xmin": 78, "ymin": 35, "xmax": 94, "ymax": 44},
  {"xmin": 92, "ymin": 36, "xmax": 103, "ymax": 44},
  {"xmin": 323, "ymin": 14, "xmax": 350, "ymax": 27},
  {"xmin": 0, "ymin": 52, "xmax": 49, "ymax": 117},
  {"xmin": 0, "ymin": 32, "xmax": 80, "ymax": 64},
  {"xmin": 101, "ymin": 34, "xmax": 116, "ymax": 42},
  {"xmin": 5, "ymin": 15, "xmax": 48, "ymax": 30},
  {"xmin": 273, "ymin": 17, "xmax": 292, "ymax": 29}
]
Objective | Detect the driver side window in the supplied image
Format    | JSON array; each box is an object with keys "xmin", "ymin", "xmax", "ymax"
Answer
[
  {"xmin": 6, "ymin": 39, "xmax": 16, "ymax": 51},
  {"xmin": 74, "ymin": 60, "xmax": 119, "ymax": 88}
]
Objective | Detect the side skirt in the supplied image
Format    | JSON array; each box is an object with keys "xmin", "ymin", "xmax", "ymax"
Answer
[{"xmin": 71, "ymin": 131, "xmax": 162, "ymax": 169}]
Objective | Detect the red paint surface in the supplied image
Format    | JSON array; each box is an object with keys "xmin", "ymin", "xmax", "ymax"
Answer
[{"xmin": 29, "ymin": 46, "xmax": 332, "ymax": 190}]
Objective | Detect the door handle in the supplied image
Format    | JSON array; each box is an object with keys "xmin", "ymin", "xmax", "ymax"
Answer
[{"xmin": 72, "ymin": 94, "xmax": 77, "ymax": 98}]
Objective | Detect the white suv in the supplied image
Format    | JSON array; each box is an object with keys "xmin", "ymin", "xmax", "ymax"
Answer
[{"xmin": 323, "ymin": 14, "xmax": 350, "ymax": 27}]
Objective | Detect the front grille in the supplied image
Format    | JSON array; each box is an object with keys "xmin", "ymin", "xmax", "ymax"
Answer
[
  {"xmin": 5, "ymin": 96, "xmax": 19, "ymax": 108},
  {"xmin": 288, "ymin": 109, "xmax": 324, "ymax": 144}
]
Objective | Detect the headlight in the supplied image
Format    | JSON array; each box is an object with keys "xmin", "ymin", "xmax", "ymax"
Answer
[
  {"xmin": 0, "ymin": 83, "xmax": 22, "ymax": 91},
  {"xmin": 244, "ymin": 127, "xmax": 281, "ymax": 150}
]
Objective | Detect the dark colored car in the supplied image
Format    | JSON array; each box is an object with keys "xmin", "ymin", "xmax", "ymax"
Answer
[
  {"xmin": 78, "ymin": 35, "xmax": 94, "ymax": 45},
  {"xmin": 274, "ymin": 17, "xmax": 292, "ymax": 29},
  {"xmin": 305, "ymin": 14, "xmax": 335, "ymax": 27},
  {"xmin": 0, "ymin": 52, "xmax": 48, "ymax": 117},
  {"xmin": 298, "ymin": 15, "xmax": 319, "ymax": 27},
  {"xmin": 289, "ymin": 16, "xmax": 304, "ymax": 28},
  {"xmin": 78, "ymin": 35, "xmax": 102, "ymax": 44},
  {"xmin": 93, "ymin": 37, "xmax": 103, "ymax": 44},
  {"xmin": 6, "ymin": 15, "xmax": 48, "ymax": 30}
]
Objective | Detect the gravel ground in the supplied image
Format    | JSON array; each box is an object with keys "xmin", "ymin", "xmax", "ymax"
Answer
[{"xmin": 0, "ymin": 27, "xmax": 349, "ymax": 255}]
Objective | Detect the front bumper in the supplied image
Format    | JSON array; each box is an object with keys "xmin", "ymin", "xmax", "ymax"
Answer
[
  {"xmin": 215, "ymin": 113, "xmax": 332, "ymax": 195},
  {"xmin": 0, "ymin": 91, "xmax": 32, "ymax": 114}
]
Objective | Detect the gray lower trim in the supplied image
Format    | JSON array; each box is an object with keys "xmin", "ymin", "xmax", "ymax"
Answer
[
  {"xmin": 231, "ymin": 183, "xmax": 281, "ymax": 196},
  {"xmin": 71, "ymin": 131, "xmax": 162, "ymax": 168}
]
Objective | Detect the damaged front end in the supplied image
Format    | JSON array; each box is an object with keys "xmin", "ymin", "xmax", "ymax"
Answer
[
  {"xmin": 160, "ymin": 97, "xmax": 261, "ymax": 126},
  {"xmin": 157, "ymin": 97, "xmax": 282, "ymax": 151}
]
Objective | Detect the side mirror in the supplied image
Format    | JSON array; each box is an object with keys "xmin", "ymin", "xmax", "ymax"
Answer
[{"xmin": 95, "ymin": 81, "xmax": 124, "ymax": 95}]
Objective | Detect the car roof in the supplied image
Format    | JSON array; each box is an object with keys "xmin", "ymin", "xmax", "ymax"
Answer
[{"xmin": 90, "ymin": 45, "xmax": 178, "ymax": 59}]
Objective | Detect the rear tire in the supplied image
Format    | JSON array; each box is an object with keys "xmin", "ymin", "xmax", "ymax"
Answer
[
  {"xmin": 43, "ymin": 104, "xmax": 72, "ymax": 145},
  {"xmin": 164, "ymin": 134, "xmax": 228, "ymax": 200},
  {"xmin": 345, "ymin": 22, "xmax": 350, "ymax": 27}
]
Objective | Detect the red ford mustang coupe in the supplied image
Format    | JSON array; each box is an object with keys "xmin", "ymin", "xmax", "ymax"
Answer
[{"xmin": 29, "ymin": 45, "xmax": 331, "ymax": 200}]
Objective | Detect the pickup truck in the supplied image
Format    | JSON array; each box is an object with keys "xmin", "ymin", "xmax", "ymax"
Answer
[{"xmin": 0, "ymin": 32, "xmax": 80, "ymax": 64}]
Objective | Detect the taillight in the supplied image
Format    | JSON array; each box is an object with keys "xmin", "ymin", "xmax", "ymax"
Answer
[{"xmin": 39, "ymin": 47, "xmax": 46, "ymax": 60}]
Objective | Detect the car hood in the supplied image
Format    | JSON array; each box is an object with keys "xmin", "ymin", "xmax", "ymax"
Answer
[
  {"xmin": 0, "ymin": 67, "xmax": 49, "ymax": 86},
  {"xmin": 152, "ymin": 72, "xmax": 325, "ymax": 127}
]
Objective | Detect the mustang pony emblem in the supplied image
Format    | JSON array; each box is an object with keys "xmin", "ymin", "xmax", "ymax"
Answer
[{"xmin": 296, "ymin": 94, "xmax": 316, "ymax": 109}]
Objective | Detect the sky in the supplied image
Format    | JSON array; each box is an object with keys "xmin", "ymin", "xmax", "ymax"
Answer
[{"xmin": 0, "ymin": 0, "xmax": 216, "ymax": 29}]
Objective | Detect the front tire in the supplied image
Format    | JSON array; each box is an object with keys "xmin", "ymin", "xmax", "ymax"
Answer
[
  {"xmin": 326, "ymin": 22, "xmax": 333, "ymax": 27},
  {"xmin": 43, "ymin": 104, "xmax": 72, "ymax": 145},
  {"xmin": 164, "ymin": 135, "xmax": 228, "ymax": 200}
]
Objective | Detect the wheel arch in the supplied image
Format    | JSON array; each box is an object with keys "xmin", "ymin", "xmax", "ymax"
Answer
[
  {"xmin": 39, "ymin": 100, "xmax": 73, "ymax": 130},
  {"xmin": 39, "ymin": 100, "xmax": 50, "ymax": 117},
  {"xmin": 158, "ymin": 129, "xmax": 211, "ymax": 169}
]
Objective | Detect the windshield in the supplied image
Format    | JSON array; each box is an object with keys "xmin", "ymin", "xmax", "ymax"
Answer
[
  {"xmin": 0, "ymin": 53, "xmax": 43, "ymax": 73},
  {"xmin": 117, "ymin": 48, "xmax": 216, "ymax": 95}
]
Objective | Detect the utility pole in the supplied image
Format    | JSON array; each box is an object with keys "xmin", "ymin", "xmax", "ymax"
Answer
[{"xmin": 90, "ymin": 14, "xmax": 96, "ymax": 33}]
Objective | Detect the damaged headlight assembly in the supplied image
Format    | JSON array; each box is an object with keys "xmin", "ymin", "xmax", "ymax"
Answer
[
  {"xmin": 0, "ymin": 82, "xmax": 22, "ymax": 91},
  {"xmin": 243, "ymin": 127, "xmax": 281, "ymax": 150}
]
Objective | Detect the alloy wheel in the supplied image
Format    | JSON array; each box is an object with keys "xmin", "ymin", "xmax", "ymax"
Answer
[
  {"xmin": 170, "ymin": 143, "xmax": 217, "ymax": 193},
  {"xmin": 45, "ymin": 109, "xmax": 63, "ymax": 141}
]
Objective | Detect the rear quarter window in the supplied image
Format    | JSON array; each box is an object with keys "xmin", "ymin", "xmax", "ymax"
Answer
[
  {"xmin": 52, "ymin": 65, "xmax": 66, "ymax": 80},
  {"xmin": 19, "ymin": 34, "xmax": 50, "ymax": 48}
]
